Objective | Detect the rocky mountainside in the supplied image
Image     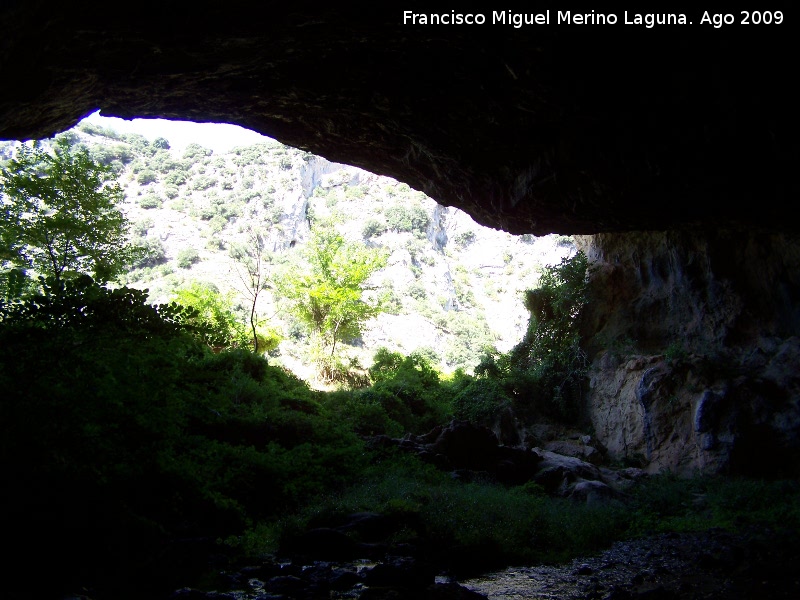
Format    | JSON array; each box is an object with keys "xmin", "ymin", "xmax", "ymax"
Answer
[{"xmin": 22, "ymin": 122, "xmax": 573, "ymax": 382}]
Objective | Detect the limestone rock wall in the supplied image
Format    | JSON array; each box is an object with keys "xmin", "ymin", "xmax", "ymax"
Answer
[{"xmin": 576, "ymin": 231, "xmax": 800, "ymax": 475}]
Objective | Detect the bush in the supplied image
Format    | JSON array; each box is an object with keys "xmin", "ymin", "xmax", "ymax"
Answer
[
  {"xmin": 133, "ymin": 218, "xmax": 154, "ymax": 236},
  {"xmin": 385, "ymin": 204, "xmax": 429, "ymax": 233},
  {"xmin": 164, "ymin": 170, "xmax": 188, "ymax": 186},
  {"xmin": 443, "ymin": 312, "xmax": 496, "ymax": 372},
  {"xmin": 149, "ymin": 149, "xmax": 180, "ymax": 174},
  {"xmin": 455, "ymin": 230, "xmax": 476, "ymax": 247},
  {"xmin": 362, "ymin": 218, "xmax": 386, "ymax": 239},
  {"xmin": 190, "ymin": 175, "xmax": 217, "ymax": 191},
  {"xmin": 138, "ymin": 193, "xmax": 162, "ymax": 209},
  {"xmin": 0, "ymin": 278, "xmax": 373, "ymax": 595},
  {"xmin": 162, "ymin": 184, "xmax": 179, "ymax": 199},
  {"xmin": 407, "ymin": 281, "xmax": 427, "ymax": 300},
  {"xmin": 134, "ymin": 236, "xmax": 166, "ymax": 268},
  {"xmin": 362, "ymin": 348, "xmax": 452, "ymax": 433},
  {"xmin": 176, "ymin": 247, "xmax": 200, "ymax": 268},
  {"xmin": 137, "ymin": 169, "xmax": 158, "ymax": 185},
  {"xmin": 183, "ymin": 143, "xmax": 213, "ymax": 160},
  {"xmin": 452, "ymin": 377, "xmax": 512, "ymax": 425}
]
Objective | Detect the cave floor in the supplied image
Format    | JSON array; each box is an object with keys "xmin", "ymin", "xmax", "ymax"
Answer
[{"xmin": 460, "ymin": 527, "xmax": 800, "ymax": 599}]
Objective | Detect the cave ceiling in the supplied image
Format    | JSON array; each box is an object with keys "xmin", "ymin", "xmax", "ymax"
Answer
[{"xmin": 1, "ymin": 4, "xmax": 798, "ymax": 235}]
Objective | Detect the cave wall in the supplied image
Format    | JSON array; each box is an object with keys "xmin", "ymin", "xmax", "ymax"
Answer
[{"xmin": 576, "ymin": 231, "xmax": 800, "ymax": 474}]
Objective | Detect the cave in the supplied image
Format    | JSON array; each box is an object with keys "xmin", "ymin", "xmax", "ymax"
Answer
[
  {"xmin": 3, "ymin": 4, "xmax": 799, "ymax": 474},
  {"xmin": 3, "ymin": 5, "xmax": 800, "ymax": 598}
]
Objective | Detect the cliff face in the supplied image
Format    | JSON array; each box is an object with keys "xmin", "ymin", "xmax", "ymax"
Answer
[{"xmin": 576, "ymin": 232, "xmax": 800, "ymax": 474}]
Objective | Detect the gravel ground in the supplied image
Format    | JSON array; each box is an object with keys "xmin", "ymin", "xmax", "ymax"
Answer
[{"xmin": 459, "ymin": 528, "xmax": 800, "ymax": 599}]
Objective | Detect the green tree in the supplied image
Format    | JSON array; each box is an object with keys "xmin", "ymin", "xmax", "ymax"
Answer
[
  {"xmin": 276, "ymin": 228, "xmax": 387, "ymax": 357},
  {"xmin": 229, "ymin": 227, "xmax": 274, "ymax": 354},
  {"xmin": 0, "ymin": 136, "xmax": 137, "ymax": 289}
]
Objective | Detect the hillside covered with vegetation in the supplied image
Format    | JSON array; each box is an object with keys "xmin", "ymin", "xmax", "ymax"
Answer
[{"xmin": 46, "ymin": 121, "xmax": 575, "ymax": 383}]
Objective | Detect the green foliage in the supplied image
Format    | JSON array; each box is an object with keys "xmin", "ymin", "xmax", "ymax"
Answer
[
  {"xmin": 378, "ymin": 283, "xmax": 403, "ymax": 315},
  {"xmin": 466, "ymin": 251, "xmax": 590, "ymax": 424},
  {"xmin": 152, "ymin": 137, "xmax": 171, "ymax": 150},
  {"xmin": 513, "ymin": 251, "xmax": 589, "ymax": 422},
  {"xmin": 190, "ymin": 174, "xmax": 218, "ymax": 191},
  {"xmin": 0, "ymin": 137, "xmax": 139, "ymax": 287},
  {"xmin": 359, "ymin": 348, "xmax": 452, "ymax": 433},
  {"xmin": 454, "ymin": 230, "xmax": 476, "ymax": 247},
  {"xmin": 2, "ymin": 255, "xmax": 797, "ymax": 597},
  {"xmin": 176, "ymin": 247, "xmax": 200, "ymax": 268},
  {"xmin": 385, "ymin": 203, "xmax": 430, "ymax": 233},
  {"xmin": 89, "ymin": 142, "xmax": 134, "ymax": 171},
  {"xmin": 133, "ymin": 236, "xmax": 167, "ymax": 268},
  {"xmin": 407, "ymin": 280, "xmax": 427, "ymax": 300},
  {"xmin": 183, "ymin": 143, "xmax": 213, "ymax": 161},
  {"xmin": 137, "ymin": 168, "xmax": 158, "ymax": 185},
  {"xmin": 138, "ymin": 193, "xmax": 162, "ymax": 209},
  {"xmin": 163, "ymin": 170, "xmax": 188, "ymax": 186},
  {"xmin": 172, "ymin": 281, "xmax": 249, "ymax": 350},
  {"xmin": 288, "ymin": 455, "xmax": 627, "ymax": 574},
  {"xmin": 362, "ymin": 217, "xmax": 386, "ymax": 239},
  {"xmin": 0, "ymin": 277, "xmax": 369, "ymax": 595},
  {"xmin": 229, "ymin": 228, "xmax": 274, "ymax": 354},
  {"xmin": 626, "ymin": 474, "xmax": 800, "ymax": 537},
  {"xmin": 149, "ymin": 149, "xmax": 181, "ymax": 174},
  {"xmin": 77, "ymin": 121, "xmax": 124, "ymax": 140},
  {"xmin": 664, "ymin": 341, "xmax": 689, "ymax": 364},
  {"xmin": 452, "ymin": 377, "xmax": 512, "ymax": 424},
  {"xmin": 275, "ymin": 227, "xmax": 388, "ymax": 358},
  {"xmin": 120, "ymin": 132, "xmax": 153, "ymax": 156},
  {"xmin": 442, "ymin": 311, "xmax": 496, "ymax": 372}
]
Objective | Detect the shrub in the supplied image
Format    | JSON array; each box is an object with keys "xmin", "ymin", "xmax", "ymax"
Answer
[
  {"xmin": 443, "ymin": 312, "xmax": 496, "ymax": 372},
  {"xmin": 139, "ymin": 193, "xmax": 162, "ymax": 209},
  {"xmin": 407, "ymin": 281, "xmax": 427, "ymax": 300},
  {"xmin": 134, "ymin": 236, "xmax": 166, "ymax": 268},
  {"xmin": 385, "ymin": 204, "xmax": 429, "ymax": 233},
  {"xmin": 137, "ymin": 169, "xmax": 158, "ymax": 185},
  {"xmin": 455, "ymin": 230, "xmax": 476, "ymax": 247},
  {"xmin": 183, "ymin": 143, "xmax": 212, "ymax": 161},
  {"xmin": 362, "ymin": 218, "xmax": 385, "ymax": 239},
  {"xmin": 452, "ymin": 377, "xmax": 512, "ymax": 425},
  {"xmin": 149, "ymin": 149, "xmax": 180, "ymax": 174},
  {"xmin": 190, "ymin": 175, "xmax": 218, "ymax": 191},
  {"xmin": 363, "ymin": 348, "xmax": 452, "ymax": 433},
  {"xmin": 157, "ymin": 185, "xmax": 177, "ymax": 200},
  {"xmin": 164, "ymin": 170, "xmax": 188, "ymax": 186},
  {"xmin": 133, "ymin": 218, "xmax": 154, "ymax": 237},
  {"xmin": 176, "ymin": 247, "xmax": 200, "ymax": 268}
]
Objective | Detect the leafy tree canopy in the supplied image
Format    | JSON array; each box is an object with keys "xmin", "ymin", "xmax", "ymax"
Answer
[
  {"xmin": 172, "ymin": 281, "xmax": 248, "ymax": 350},
  {"xmin": 0, "ymin": 136, "xmax": 139, "ymax": 292},
  {"xmin": 276, "ymin": 228, "xmax": 387, "ymax": 356}
]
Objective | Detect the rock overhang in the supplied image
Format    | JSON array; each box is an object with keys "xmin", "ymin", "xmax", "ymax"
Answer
[{"xmin": 1, "ymin": 4, "xmax": 798, "ymax": 235}]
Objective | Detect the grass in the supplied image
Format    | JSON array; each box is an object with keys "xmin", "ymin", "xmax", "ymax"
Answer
[{"xmin": 235, "ymin": 459, "xmax": 800, "ymax": 578}]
